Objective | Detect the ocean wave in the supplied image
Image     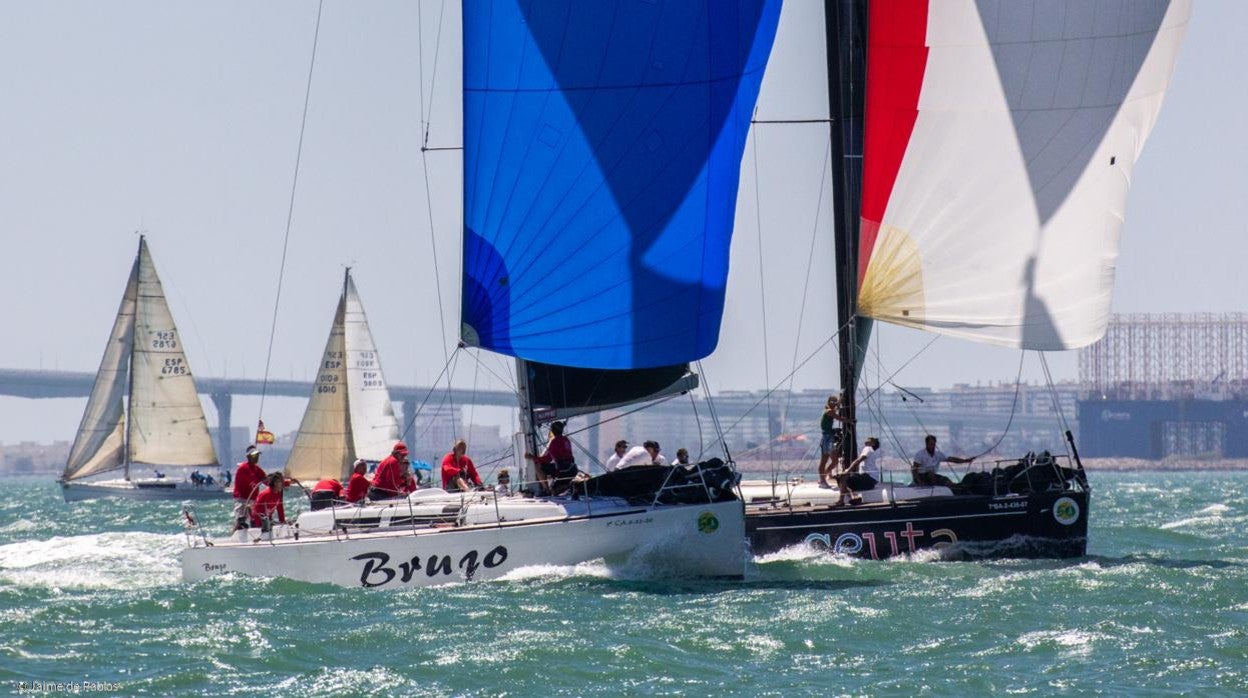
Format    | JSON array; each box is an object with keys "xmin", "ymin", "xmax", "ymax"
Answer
[
  {"xmin": 0, "ymin": 531, "xmax": 182, "ymax": 590},
  {"xmin": 496, "ymin": 560, "xmax": 614, "ymax": 584},
  {"xmin": 1015, "ymin": 629, "xmax": 1106, "ymax": 657},
  {"xmin": 752, "ymin": 544, "xmax": 857, "ymax": 567}
]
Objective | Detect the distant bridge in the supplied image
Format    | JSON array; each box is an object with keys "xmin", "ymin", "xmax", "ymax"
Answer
[{"xmin": 1, "ymin": 367, "xmax": 1062, "ymax": 461}]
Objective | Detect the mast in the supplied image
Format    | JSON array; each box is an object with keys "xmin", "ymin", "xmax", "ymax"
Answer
[
  {"xmin": 514, "ymin": 358, "xmax": 540, "ymax": 492},
  {"xmin": 123, "ymin": 235, "xmax": 143, "ymax": 481},
  {"xmin": 824, "ymin": 0, "xmax": 869, "ymax": 469}
]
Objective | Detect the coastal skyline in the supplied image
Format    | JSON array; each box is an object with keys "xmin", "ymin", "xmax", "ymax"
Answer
[{"xmin": 2, "ymin": 1, "xmax": 1244, "ymax": 445}]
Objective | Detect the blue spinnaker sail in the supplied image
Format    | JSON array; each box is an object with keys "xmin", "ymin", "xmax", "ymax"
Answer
[{"xmin": 462, "ymin": 0, "xmax": 782, "ymax": 369}]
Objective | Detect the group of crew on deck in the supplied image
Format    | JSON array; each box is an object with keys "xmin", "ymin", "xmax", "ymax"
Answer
[
  {"xmin": 816, "ymin": 395, "xmax": 975, "ymax": 506},
  {"xmin": 225, "ymin": 424, "xmax": 694, "ymax": 529}
]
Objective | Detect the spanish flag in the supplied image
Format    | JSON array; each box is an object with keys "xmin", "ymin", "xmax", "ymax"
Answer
[{"xmin": 255, "ymin": 420, "xmax": 275, "ymax": 445}]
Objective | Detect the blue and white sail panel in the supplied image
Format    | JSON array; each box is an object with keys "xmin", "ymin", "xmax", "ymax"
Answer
[{"xmin": 462, "ymin": 0, "xmax": 782, "ymax": 369}]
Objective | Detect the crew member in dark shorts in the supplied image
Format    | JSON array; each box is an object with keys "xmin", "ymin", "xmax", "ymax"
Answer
[
  {"xmin": 526, "ymin": 421, "xmax": 577, "ymax": 495},
  {"xmin": 818, "ymin": 395, "xmax": 847, "ymax": 488},
  {"xmin": 834, "ymin": 436, "xmax": 882, "ymax": 507},
  {"xmin": 309, "ymin": 476, "xmax": 343, "ymax": 510},
  {"xmin": 231, "ymin": 446, "xmax": 266, "ymax": 532}
]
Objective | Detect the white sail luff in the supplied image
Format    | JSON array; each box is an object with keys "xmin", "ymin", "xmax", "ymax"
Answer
[
  {"xmin": 62, "ymin": 254, "xmax": 139, "ymax": 481},
  {"xmin": 126, "ymin": 238, "xmax": 219, "ymax": 468},
  {"xmin": 342, "ymin": 274, "xmax": 401, "ymax": 465}
]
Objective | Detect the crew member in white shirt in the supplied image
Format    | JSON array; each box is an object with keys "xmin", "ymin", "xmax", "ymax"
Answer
[
  {"xmin": 613, "ymin": 440, "xmax": 668, "ymax": 470},
  {"xmin": 833, "ymin": 436, "xmax": 881, "ymax": 506},
  {"xmin": 604, "ymin": 440, "xmax": 630, "ymax": 472},
  {"xmin": 911, "ymin": 434, "xmax": 973, "ymax": 488}
]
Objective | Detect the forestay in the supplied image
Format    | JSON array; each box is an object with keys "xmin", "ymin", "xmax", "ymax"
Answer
[
  {"xmin": 856, "ymin": 0, "xmax": 1191, "ymax": 350},
  {"xmin": 460, "ymin": 0, "xmax": 782, "ymax": 369}
]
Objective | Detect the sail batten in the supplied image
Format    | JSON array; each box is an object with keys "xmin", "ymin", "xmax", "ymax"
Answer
[{"xmin": 857, "ymin": 0, "xmax": 1190, "ymax": 350}]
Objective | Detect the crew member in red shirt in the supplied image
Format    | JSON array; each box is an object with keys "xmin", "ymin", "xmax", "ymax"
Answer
[
  {"xmin": 231, "ymin": 446, "xmax": 266, "ymax": 532},
  {"xmin": 343, "ymin": 459, "xmax": 370, "ymax": 503},
  {"xmin": 441, "ymin": 440, "xmax": 482, "ymax": 491},
  {"xmin": 525, "ymin": 421, "xmax": 578, "ymax": 495},
  {"xmin": 309, "ymin": 476, "xmax": 344, "ymax": 510},
  {"xmin": 251, "ymin": 472, "xmax": 291, "ymax": 529},
  {"xmin": 399, "ymin": 458, "xmax": 420, "ymax": 495},
  {"xmin": 369, "ymin": 442, "xmax": 408, "ymax": 500}
]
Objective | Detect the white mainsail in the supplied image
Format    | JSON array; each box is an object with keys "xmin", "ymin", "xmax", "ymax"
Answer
[
  {"xmin": 62, "ymin": 256, "xmax": 139, "ymax": 481},
  {"xmin": 126, "ymin": 238, "xmax": 219, "ymax": 468},
  {"xmin": 285, "ymin": 270, "xmax": 399, "ymax": 482}
]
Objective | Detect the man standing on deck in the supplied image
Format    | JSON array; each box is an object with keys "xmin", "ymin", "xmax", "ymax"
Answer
[
  {"xmin": 911, "ymin": 435, "xmax": 973, "ymax": 488},
  {"xmin": 231, "ymin": 446, "xmax": 266, "ymax": 532}
]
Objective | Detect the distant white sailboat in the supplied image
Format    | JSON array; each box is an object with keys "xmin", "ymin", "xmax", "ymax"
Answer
[
  {"xmin": 59, "ymin": 237, "xmax": 225, "ymax": 502},
  {"xmin": 283, "ymin": 268, "xmax": 401, "ymax": 482}
]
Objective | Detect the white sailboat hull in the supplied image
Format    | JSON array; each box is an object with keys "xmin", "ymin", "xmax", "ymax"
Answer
[
  {"xmin": 61, "ymin": 478, "xmax": 230, "ymax": 502},
  {"xmin": 183, "ymin": 498, "xmax": 744, "ymax": 588}
]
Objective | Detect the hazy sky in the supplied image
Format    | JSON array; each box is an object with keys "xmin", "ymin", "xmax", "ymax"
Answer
[{"xmin": 1, "ymin": 1, "xmax": 1243, "ymax": 445}]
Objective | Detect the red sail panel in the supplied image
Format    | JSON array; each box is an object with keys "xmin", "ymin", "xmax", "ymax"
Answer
[{"xmin": 858, "ymin": 0, "xmax": 929, "ymax": 284}]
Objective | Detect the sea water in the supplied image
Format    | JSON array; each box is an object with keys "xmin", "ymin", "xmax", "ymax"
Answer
[{"xmin": 0, "ymin": 471, "xmax": 1244, "ymax": 696}]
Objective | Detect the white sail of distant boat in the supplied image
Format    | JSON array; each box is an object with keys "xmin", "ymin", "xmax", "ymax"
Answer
[
  {"xmin": 60, "ymin": 236, "xmax": 223, "ymax": 501},
  {"xmin": 284, "ymin": 269, "xmax": 400, "ymax": 483}
]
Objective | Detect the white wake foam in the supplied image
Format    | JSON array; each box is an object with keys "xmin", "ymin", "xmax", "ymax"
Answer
[{"xmin": 0, "ymin": 531, "xmax": 183, "ymax": 590}]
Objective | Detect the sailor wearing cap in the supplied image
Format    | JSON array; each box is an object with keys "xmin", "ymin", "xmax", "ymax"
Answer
[
  {"xmin": 369, "ymin": 441, "xmax": 410, "ymax": 501},
  {"xmin": 231, "ymin": 445, "xmax": 267, "ymax": 532}
]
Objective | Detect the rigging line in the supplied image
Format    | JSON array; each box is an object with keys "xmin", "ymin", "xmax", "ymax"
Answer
[
  {"xmin": 781, "ymin": 141, "xmax": 833, "ymax": 429},
  {"xmin": 1038, "ymin": 352, "xmax": 1074, "ymax": 453},
  {"xmin": 562, "ymin": 392, "xmax": 684, "ymax": 438},
  {"xmin": 399, "ymin": 347, "xmax": 459, "ymax": 441},
  {"xmin": 695, "ymin": 360, "xmax": 732, "ymax": 463},
  {"xmin": 423, "ymin": 0, "xmax": 449, "ymax": 147},
  {"xmin": 967, "ymin": 352, "xmax": 1027, "ymax": 461},
  {"xmin": 750, "ymin": 112, "xmax": 776, "ymax": 470},
  {"xmin": 858, "ymin": 371, "xmax": 909, "ymax": 471},
  {"xmin": 858, "ymin": 333, "xmax": 942, "ymax": 404},
  {"xmin": 864, "ymin": 329, "xmax": 929, "ymax": 435},
  {"xmin": 415, "ymin": 0, "xmax": 448, "ymax": 147},
  {"xmin": 718, "ymin": 323, "xmax": 847, "ymax": 437},
  {"xmin": 258, "ymin": 0, "xmax": 324, "ymax": 422},
  {"xmin": 161, "ymin": 274, "xmax": 217, "ymax": 379},
  {"xmin": 467, "ymin": 355, "xmax": 479, "ymax": 448},
  {"xmin": 418, "ymin": 153, "xmax": 452, "ymax": 374},
  {"xmin": 461, "ymin": 348, "xmax": 522, "ymax": 400},
  {"xmin": 568, "ymin": 436, "xmax": 604, "ymax": 474},
  {"xmin": 687, "ymin": 392, "xmax": 706, "ymax": 462}
]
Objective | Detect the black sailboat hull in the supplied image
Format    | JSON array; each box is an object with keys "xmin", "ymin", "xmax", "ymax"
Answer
[{"xmin": 746, "ymin": 489, "xmax": 1089, "ymax": 560}]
